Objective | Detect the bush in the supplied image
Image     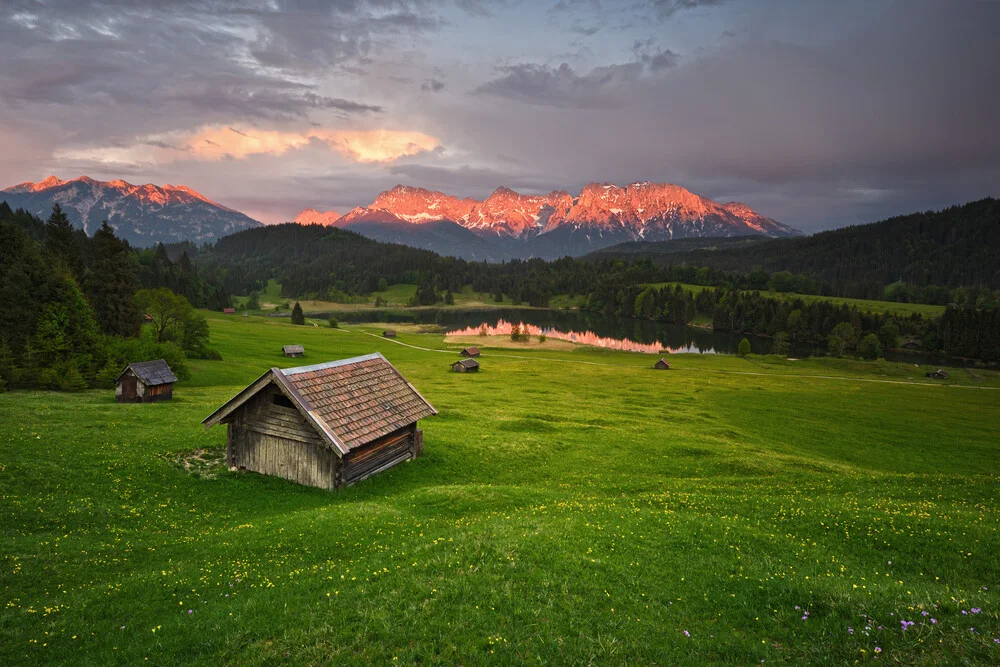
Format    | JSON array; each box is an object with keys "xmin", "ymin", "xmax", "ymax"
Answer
[
  {"xmin": 328, "ymin": 316, "xmax": 339, "ymax": 329},
  {"xmin": 737, "ymin": 337, "xmax": 751, "ymax": 357},
  {"xmin": 95, "ymin": 336, "xmax": 189, "ymax": 387},
  {"xmin": 538, "ymin": 334, "xmax": 546, "ymax": 343},
  {"xmin": 772, "ymin": 331, "xmax": 790, "ymax": 356},
  {"xmin": 858, "ymin": 333, "xmax": 882, "ymax": 360}
]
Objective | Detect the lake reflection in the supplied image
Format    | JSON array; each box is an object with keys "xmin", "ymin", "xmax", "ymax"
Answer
[{"xmin": 447, "ymin": 319, "xmax": 712, "ymax": 354}]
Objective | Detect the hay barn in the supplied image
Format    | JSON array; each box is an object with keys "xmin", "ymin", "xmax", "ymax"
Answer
[
  {"xmin": 202, "ymin": 353, "xmax": 436, "ymax": 489},
  {"xmin": 460, "ymin": 346, "xmax": 480, "ymax": 357},
  {"xmin": 451, "ymin": 359, "xmax": 479, "ymax": 373},
  {"xmin": 283, "ymin": 344, "xmax": 304, "ymax": 357},
  {"xmin": 383, "ymin": 330, "xmax": 396, "ymax": 338},
  {"xmin": 116, "ymin": 359, "xmax": 177, "ymax": 403},
  {"xmin": 654, "ymin": 358, "xmax": 671, "ymax": 370},
  {"xmin": 926, "ymin": 369, "xmax": 949, "ymax": 379}
]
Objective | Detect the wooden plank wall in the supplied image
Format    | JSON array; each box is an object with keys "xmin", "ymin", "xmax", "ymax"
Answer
[
  {"xmin": 226, "ymin": 385, "xmax": 337, "ymax": 490},
  {"xmin": 341, "ymin": 425, "xmax": 415, "ymax": 486}
]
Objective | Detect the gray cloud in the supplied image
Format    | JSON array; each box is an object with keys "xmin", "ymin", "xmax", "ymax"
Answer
[
  {"xmin": 649, "ymin": 0, "xmax": 732, "ymax": 20},
  {"xmin": 422, "ymin": 78, "xmax": 447, "ymax": 92},
  {"xmin": 475, "ymin": 62, "xmax": 647, "ymax": 108}
]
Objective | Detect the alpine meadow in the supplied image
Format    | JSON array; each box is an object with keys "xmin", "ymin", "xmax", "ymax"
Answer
[{"xmin": 3, "ymin": 0, "xmax": 1000, "ymax": 665}]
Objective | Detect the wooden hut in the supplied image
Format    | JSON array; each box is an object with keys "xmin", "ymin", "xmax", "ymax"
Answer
[
  {"xmin": 460, "ymin": 346, "xmax": 481, "ymax": 358},
  {"xmin": 115, "ymin": 359, "xmax": 177, "ymax": 403},
  {"xmin": 383, "ymin": 330, "xmax": 396, "ymax": 338},
  {"xmin": 451, "ymin": 358, "xmax": 480, "ymax": 373},
  {"xmin": 282, "ymin": 344, "xmax": 304, "ymax": 358},
  {"xmin": 202, "ymin": 353, "xmax": 436, "ymax": 489},
  {"xmin": 654, "ymin": 358, "xmax": 671, "ymax": 370},
  {"xmin": 223, "ymin": 307, "xmax": 236, "ymax": 314},
  {"xmin": 926, "ymin": 369, "xmax": 949, "ymax": 379},
  {"xmin": 902, "ymin": 339, "xmax": 921, "ymax": 350}
]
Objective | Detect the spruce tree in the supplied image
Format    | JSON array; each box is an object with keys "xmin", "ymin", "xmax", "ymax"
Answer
[
  {"xmin": 87, "ymin": 221, "xmax": 141, "ymax": 338},
  {"xmin": 43, "ymin": 204, "xmax": 84, "ymax": 283},
  {"xmin": 291, "ymin": 301, "xmax": 305, "ymax": 325}
]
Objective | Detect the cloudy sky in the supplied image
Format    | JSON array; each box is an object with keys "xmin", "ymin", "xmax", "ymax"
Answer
[{"xmin": 2, "ymin": 0, "xmax": 998, "ymax": 231}]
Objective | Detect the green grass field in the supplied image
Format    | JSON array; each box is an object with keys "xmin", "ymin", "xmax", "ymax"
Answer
[{"xmin": 2, "ymin": 312, "xmax": 999, "ymax": 664}]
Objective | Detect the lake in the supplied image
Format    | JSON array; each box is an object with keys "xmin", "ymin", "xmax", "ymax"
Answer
[
  {"xmin": 328, "ymin": 307, "xmax": 777, "ymax": 355},
  {"xmin": 315, "ymin": 307, "xmax": 974, "ymax": 365}
]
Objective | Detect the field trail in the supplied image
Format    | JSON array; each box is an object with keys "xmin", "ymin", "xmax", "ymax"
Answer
[{"xmin": 343, "ymin": 326, "xmax": 1000, "ymax": 390}]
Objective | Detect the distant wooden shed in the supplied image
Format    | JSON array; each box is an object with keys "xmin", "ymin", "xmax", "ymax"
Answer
[
  {"xmin": 282, "ymin": 344, "xmax": 304, "ymax": 357},
  {"xmin": 902, "ymin": 339, "xmax": 921, "ymax": 350},
  {"xmin": 383, "ymin": 330, "xmax": 396, "ymax": 338},
  {"xmin": 654, "ymin": 358, "xmax": 671, "ymax": 370},
  {"xmin": 223, "ymin": 307, "xmax": 236, "ymax": 314},
  {"xmin": 116, "ymin": 359, "xmax": 177, "ymax": 403},
  {"xmin": 460, "ymin": 346, "xmax": 481, "ymax": 357},
  {"xmin": 451, "ymin": 358, "xmax": 480, "ymax": 373},
  {"xmin": 926, "ymin": 369, "xmax": 949, "ymax": 379},
  {"xmin": 202, "ymin": 353, "xmax": 436, "ymax": 489}
]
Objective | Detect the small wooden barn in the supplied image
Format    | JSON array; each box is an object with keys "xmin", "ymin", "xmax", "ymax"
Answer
[
  {"xmin": 202, "ymin": 353, "xmax": 437, "ymax": 489},
  {"xmin": 383, "ymin": 330, "xmax": 396, "ymax": 338},
  {"xmin": 902, "ymin": 339, "xmax": 921, "ymax": 350},
  {"xmin": 451, "ymin": 358, "xmax": 479, "ymax": 373},
  {"xmin": 116, "ymin": 359, "xmax": 177, "ymax": 403},
  {"xmin": 223, "ymin": 307, "xmax": 236, "ymax": 314},
  {"xmin": 654, "ymin": 358, "xmax": 671, "ymax": 370},
  {"xmin": 282, "ymin": 344, "xmax": 304, "ymax": 358},
  {"xmin": 460, "ymin": 346, "xmax": 481, "ymax": 357},
  {"xmin": 926, "ymin": 369, "xmax": 949, "ymax": 379}
]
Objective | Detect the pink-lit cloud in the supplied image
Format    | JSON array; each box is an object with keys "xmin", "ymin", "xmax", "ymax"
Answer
[{"xmin": 54, "ymin": 126, "xmax": 440, "ymax": 165}]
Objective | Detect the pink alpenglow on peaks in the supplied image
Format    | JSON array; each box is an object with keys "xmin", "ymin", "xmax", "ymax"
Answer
[{"xmin": 294, "ymin": 208, "xmax": 342, "ymax": 226}]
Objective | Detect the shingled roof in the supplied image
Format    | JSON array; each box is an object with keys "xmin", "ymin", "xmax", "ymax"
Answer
[
  {"xmin": 116, "ymin": 359, "xmax": 177, "ymax": 386},
  {"xmin": 282, "ymin": 344, "xmax": 304, "ymax": 354},
  {"xmin": 202, "ymin": 353, "xmax": 436, "ymax": 456}
]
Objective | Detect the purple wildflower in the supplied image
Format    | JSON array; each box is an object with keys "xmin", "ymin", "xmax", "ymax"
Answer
[
  {"xmin": 921, "ymin": 611, "xmax": 929, "ymax": 617},
  {"xmin": 848, "ymin": 627, "xmax": 854, "ymax": 635},
  {"xmin": 683, "ymin": 630, "xmax": 690, "ymax": 637},
  {"xmin": 971, "ymin": 608, "xmax": 981, "ymax": 614},
  {"xmin": 874, "ymin": 647, "xmax": 882, "ymax": 654},
  {"xmin": 187, "ymin": 609, "xmax": 193, "ymax": 614},
  {"xmin": 930, "ymin": 618, "xmax": 937, "ymax": 624}
]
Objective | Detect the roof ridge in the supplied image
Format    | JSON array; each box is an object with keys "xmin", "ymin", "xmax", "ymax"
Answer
[{"xmin": 280, "ymin": 352, "xmax": 383, "ymax": 375}]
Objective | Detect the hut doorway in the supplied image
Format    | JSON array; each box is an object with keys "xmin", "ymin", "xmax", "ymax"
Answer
[{"xmin": 121, "ymin": 374, "xmax": 138, "ymax": 400}]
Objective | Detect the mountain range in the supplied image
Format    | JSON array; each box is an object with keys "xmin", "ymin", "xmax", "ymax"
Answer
[
  {"xmin": 298, "ymin": 182, "xmax": 799, "ymax": 260},
  {"xmin": 0, "ymin": 176, "xmax": 261, "ymax": 245},
  {"xmin": 1, "ymin": 175, "xmax": 798, "ymax": 256}
]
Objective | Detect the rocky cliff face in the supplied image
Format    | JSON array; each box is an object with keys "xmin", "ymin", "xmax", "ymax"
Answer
[
  {"xmin": 293, "ymin": 208, "xmax": 341, "ymax": 226},
  {"xmin": 296, "ymin": 180, "xmax": 798, "ymax": 259},
  {"xmin": 1, "ymin": 175, "xmax": 261, "ymax": 245}
]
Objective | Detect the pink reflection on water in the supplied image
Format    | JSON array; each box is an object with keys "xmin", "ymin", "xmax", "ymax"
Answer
[{"xmin": 447, "ymin": 319, "xmax": 669, "ymax": 354}]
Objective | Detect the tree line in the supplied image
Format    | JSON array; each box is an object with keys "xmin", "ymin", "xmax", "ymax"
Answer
[{"xmin": 0, "ymin": 203, "xmax": 225, "ymax": 391}]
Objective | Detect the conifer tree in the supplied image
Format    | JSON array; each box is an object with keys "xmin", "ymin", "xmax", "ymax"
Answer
[
  {"xmin": 291, "ymin": 301, "xmax": 305, "ymax": 325},
  {"xmin": 43, "ymin": 204, "xmax": 84, "ymax": 283},
  {"xmin": 87, "ymin": 221, "xmax": 140, "ymax": 338}
]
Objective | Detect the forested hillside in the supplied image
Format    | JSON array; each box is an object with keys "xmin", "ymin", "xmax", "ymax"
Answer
[{"xmin": 590, "ymin": 199, "xmax": 1000, "ymax": 298}]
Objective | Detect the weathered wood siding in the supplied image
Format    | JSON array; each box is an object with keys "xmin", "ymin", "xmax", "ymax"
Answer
[
  {"xmin": 341, "ymin": 425, "xmax": 415, "ymax": 486},
  {"xmin": 116, "ymin": 370, "xmax": 173, "ymax": 403},
  {"xmin": 225, "ymin": 385, "xmax": 337, "ymax": 490}
]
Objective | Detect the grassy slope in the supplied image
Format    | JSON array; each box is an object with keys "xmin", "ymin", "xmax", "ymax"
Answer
[{"xmin": 1, "ymin": 312, "xmax": 999, "ymax": 665}]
